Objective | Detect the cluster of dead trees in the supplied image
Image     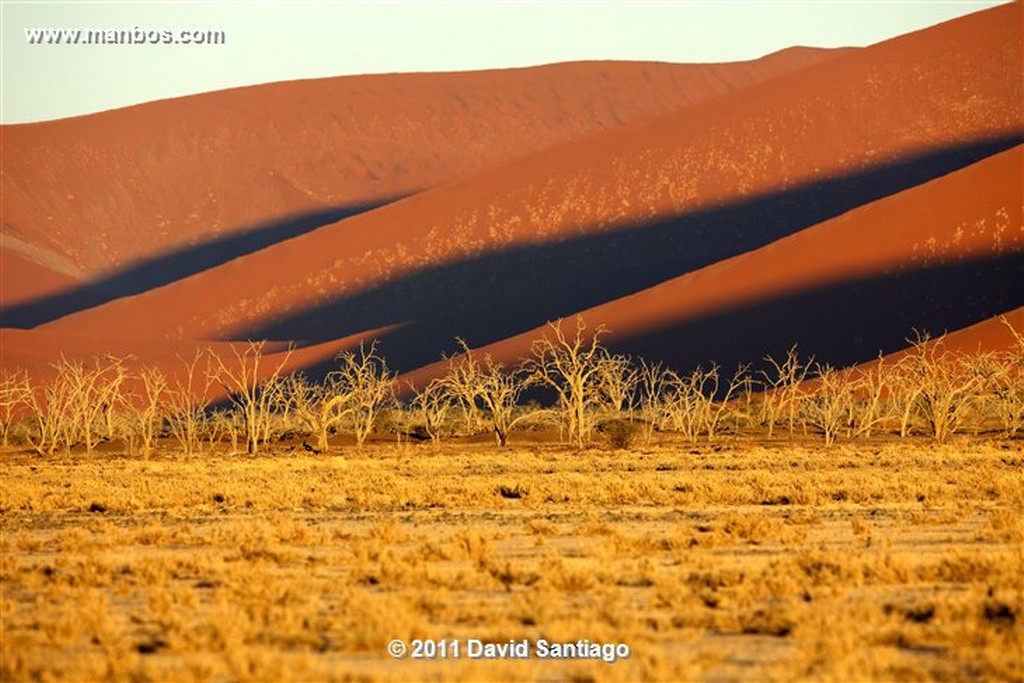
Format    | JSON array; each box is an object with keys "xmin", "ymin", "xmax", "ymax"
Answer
[
  {"xmin": 1, "ymin": 317, "xmax": 1021, "ymax": 455},
  {"xmin": 0, "ymin": 342, "xmax": 399, "ymax": 457}
]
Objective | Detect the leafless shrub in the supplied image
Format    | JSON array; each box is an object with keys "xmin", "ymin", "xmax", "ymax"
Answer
[
  {"xmin": 98, "ymin": 356, "xmax": 130, "ymax": 442},
  {"xmin": 23, "ymin": 356, "xmax": 128, "ymax": 455},
  {"xmin": 846, "ymin": 356, "xmax": 889, "ymax": 439},
  {"xmin": 283, "ymin": 348, "xmax": 398, "ymax": 450},
  {"xmin": 526, "ymin": 317, "xmax": 609, "ymax": 448},
  {"xmin": 23, "ymin": 371, "xmax": 67, "ymax": 455},
  {"xmin": 469, "ymin": 356, "xmax": 532, "ymax": 448},
  {"xmin": 282, "ymin": 372, "xmax": 350, "ymax": 453},
  {"xmin": 733, "ymin": 370, "xmax": 760, "ymax": 431},
  {"xmin": 209, "ymin": 342, "xmax": 293, "ymax": 454},
  {"xmin": 205, "ymin": 408, "xmax": 241, "ymax": 452},
  {"xmin": 331, "ymin": 342, "xmax": 396, "ymax": 448},
  {"xmin": 656, "ymin": 364, "xmax": 748, "ymax": 443},
  {"xmin": 438, "ymin": 341, "xmax": 535, "ymax": 446},
  {"xmin": 660, "ymin": 366, "xmax": 710, "ymax": 442},
  {"xmin": 889, "ymin": 352, "xmax": 927, "ymax": 439},
  {"xmin": 436, "ymin": 342, "xmax": 489, "ymax": 436},
  {"xmin": 594, "ymin": 353, "xmax": 639, "ymax": 418},
  {"xmin": 896, "ymin": 331, "xmax": 983, "ymax": 443},
  {"xmin": 166, "ymin": 350, "xmax": 212, "ymax": 455},
  {"xmin": 410, "ymin": 378, "xmax": 458, "ymax": 444},
  {"xmin": 971, "ymin": 317, "xmax": 1024, "ymax": 437},
  {"xmin": 760, "ymin": 344, "xmax": 812, "ymax": 438},
  {"xmin": 802, "ymin": 364, "xmax": 853, "ymax": 447},
  {"xmin": 125, "ymin": 367, "xmax": 167, "ymax": 457},
  {"xmin": 0, "ymin": 370, "xmax": 33, "ymax": 447},
  {"xmin": 702, "ymin": 364, "xmax": 749, "ymax": 442},
  {"xmin": 634, "ymin": 359, "xmax": 666, "ymax": 444}
]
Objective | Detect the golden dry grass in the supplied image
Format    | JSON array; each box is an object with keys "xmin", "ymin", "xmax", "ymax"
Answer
[{"xmin": 1, "ymin": 436, "xmax": 1021, "ymax": 682}]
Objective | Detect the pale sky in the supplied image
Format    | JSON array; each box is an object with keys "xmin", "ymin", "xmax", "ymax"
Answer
[{"xmin": 0, "ymin": 1, "xmax": 1008, "ymax": 124}]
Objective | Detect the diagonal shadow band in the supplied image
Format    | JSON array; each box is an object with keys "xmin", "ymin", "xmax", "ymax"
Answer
[
  {"xmin": 287, "ymin": 253, "xmax": 1022, "ymax": 387},
  {"xmin": 1, "ymin": 195, "xmax": 407, "ymax": 328},
  {"xmin": 605, "ymin": 253, "xmax": 1024, "ymax": 378},
  {"xmin": 240, "ymin": 136, "xmax": 1023, "ymax": 374}
]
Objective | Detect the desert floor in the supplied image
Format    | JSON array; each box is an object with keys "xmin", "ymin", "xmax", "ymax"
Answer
[{"xmin": 2, "ymin": 436, "xmax": 1021, "ymax": 682}]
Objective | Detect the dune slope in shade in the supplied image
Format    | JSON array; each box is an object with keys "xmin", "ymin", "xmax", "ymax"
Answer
[
  {"xmin": 595, "ymin": 144, "xmax": 1024, "ymax": 369},
  {"xmin": 0, "ymin": 48, "xmax": 841, "ymax": 296},
  {"xmin": 40, "ymin": 2, "xmax": 1022, "ymax": 351},
  {"xmin": 397, "ymin": 144, "xmax": 1023, "ymax": 385}
]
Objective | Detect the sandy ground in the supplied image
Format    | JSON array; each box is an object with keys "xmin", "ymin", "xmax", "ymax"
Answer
[{"xmin": 2, "ymin": 436, "xmax": 1020, "ymax": 681}]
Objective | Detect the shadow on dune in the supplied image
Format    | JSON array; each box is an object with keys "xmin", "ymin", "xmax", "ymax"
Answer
[
  {"xmin": 240, "ymin": 136, "xmax": 1022, "ymax": 375},
  {"xmin": 606, "ymin": 253, "xmax": 1024, "ymax": 377},
  {"xmin": 289, "ymin": 254, "xmax": 1023, "ymax": 386},
  {"xmin": 1, "ymin": 196, "xmax": 406, "ymax": 328}
]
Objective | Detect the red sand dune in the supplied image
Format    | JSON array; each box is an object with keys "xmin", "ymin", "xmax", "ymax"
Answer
[
  {"xmin": 835, "ymin": 307, "xmax": 1024, "ymax": 389},
  {"xmin": 920, "ymin": 307, "xmax": 1023, "ymax": 357},
  {"xmin": 0, "ymin": 327, "xmax": 383, "ymax": 401},
  {"xmin": 0, "ymin": 250, "xmax": 79, "ymax": 308},
  {"xmin": 0, "ymin": 48, "xmax": 840, "ymax": 301},
  {"xmin": 3, "ymin": 4, "xmax": 1022, "ymax": 388},
  {"xmin": 399, "ymin": 146, "xmax": 1023, "ymax": 387},
  {"xmin": 569, "ymin": 144, "xmax": 1024, "ymax": 357},
  {"xmin": 401, "ymin": 307, "xmax": 1024, "ymax": 393},
  {"xmin": 39, "ymin": 2, "xmax": 1021, "ymax": 350}
]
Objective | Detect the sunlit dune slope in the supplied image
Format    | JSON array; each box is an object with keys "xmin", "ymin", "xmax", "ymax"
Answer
[
  {"xmin": 0, "ymin": 47, "xmax": 839, "ymax": 306},
  {"xmin": 394, "ymin": 145, "xmax": 1021, "ymax": 384},
  {"xmin": 38, "ymin": 3, "xmax": 1021, "ymax": 356},
  {"xmin": 0, "ymin": 250, "xmax": 80, "ymax": 309},
  {"xmin": 0, "ymin": 327, "xmax": 374, "ymax": 398},
  {"xmin": 931, "ymin": 307, "xmax": 1024, "ymax": 356}
]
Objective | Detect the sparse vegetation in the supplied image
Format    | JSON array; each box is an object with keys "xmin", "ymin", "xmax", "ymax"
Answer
[
  {"xmin": 899, "ymin": 331, "xmax": 984, "ymax": 443},
  {"xmin": 209, "ymin": 341, "xmax": 293, "ymax": 455},
  {"xmin": 0, "ymin": 370, "xmax": 32, "ymax": 447},
  {"xmin": 164, "ymin": 350, "xmax": 212, "ymax": 456},
  {"xmin": 1, "ymin": 439, "xmax": 1020, "ymax": 681},
  {"xmin": 760, "ymin": 344, "xmax": 812, "ymax": 438},
  {"xmin": 331, "ymin": 342, "xmax": 396, "ymax": 448},
  {"xmin": 2, "ymin": 316, "xmax": 1021, "ymax": 453},
  {"xmin": 445, "ymin": 341, "xmax": 535, "ymax": 447},
  {"xmin": 410, "ymin": 376, "xmax": 458, "ymax": 444},
  {"xmin": 598, "ymin": 417, "xmax": 641, "ymax": 449},
  {"xmin": 1, "ymin": 316, "xmax": 1021, "ymax": 680},
  {"xmin": 526, "ymin": 318, "xmax": 613, "ymax": 448}
]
